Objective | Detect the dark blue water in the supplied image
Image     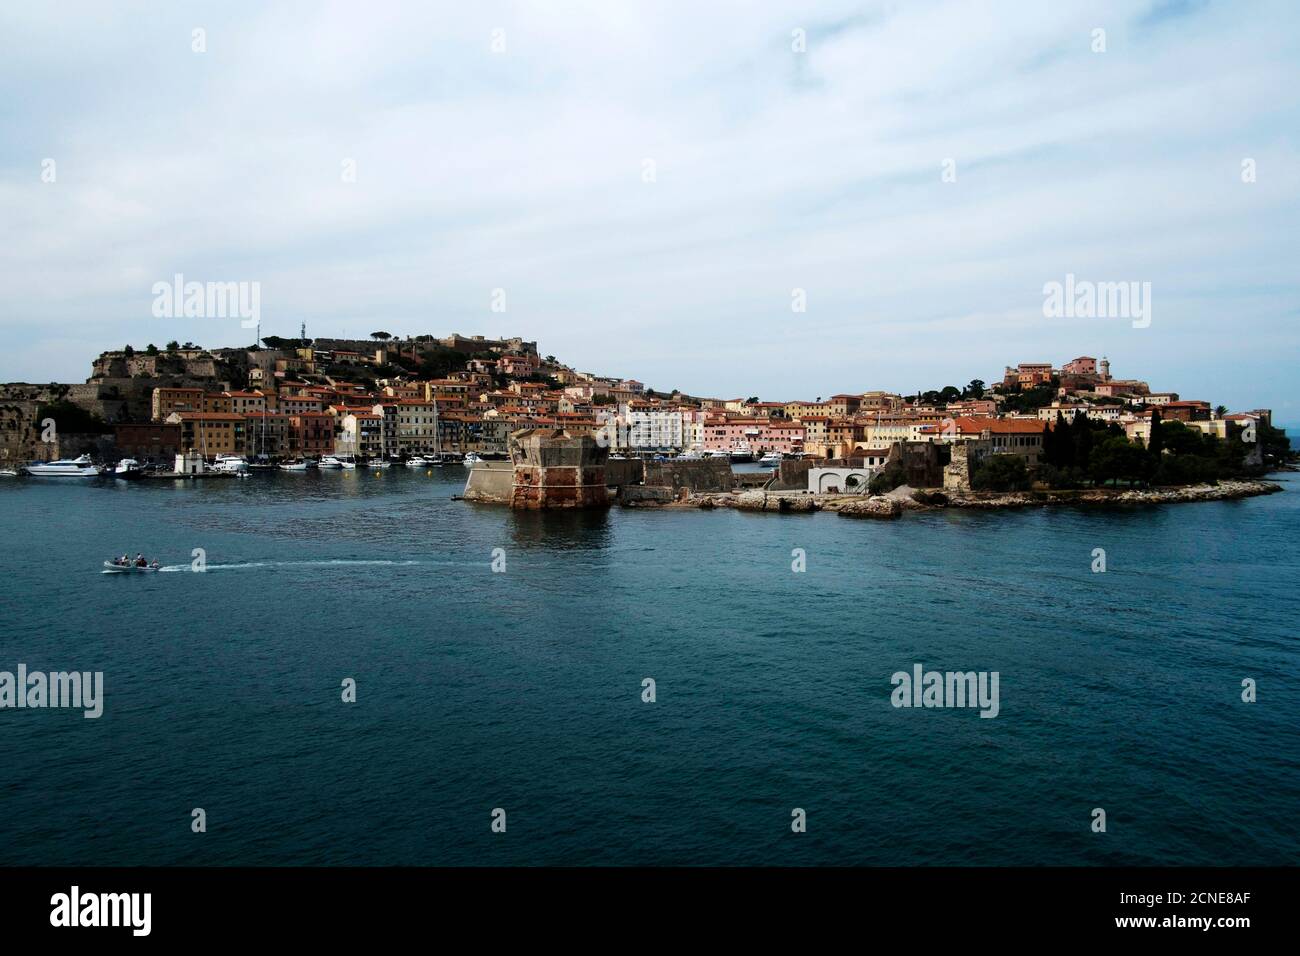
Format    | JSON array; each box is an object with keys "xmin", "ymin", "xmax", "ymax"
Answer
[{"xmin": 1, "ymin": 468, "xmax": 1297, "ymax": 865}]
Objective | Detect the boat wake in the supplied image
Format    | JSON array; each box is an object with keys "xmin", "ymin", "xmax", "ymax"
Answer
[{"xmin": 153, "ymin": 559, "xmax": 425, "ymax": 573}]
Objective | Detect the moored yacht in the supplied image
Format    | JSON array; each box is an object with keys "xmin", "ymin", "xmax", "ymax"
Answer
[
  {"xmin": 114, "ymin": 458, "xmax": 144, "ymax": 479},
  {"xmin": 211, "ymin": 454, "xmax": 249, "ymax": 474},
  {"xmin": 759, "ymin": 451, "xmax": 782, "ymax": 467},
  {"xmin": 462, "ymin": 452, "xmax": 482, "ymax": 466},
  {"xmin": 25, "ymin": 455, "xmax": 103, "ymax": 477}
]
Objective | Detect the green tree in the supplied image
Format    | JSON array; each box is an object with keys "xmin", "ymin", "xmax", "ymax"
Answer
[
  {"xmin": 145, "ymin": 344, "xmax": 159, "ymax": 356},
  {"xmin": 166, "ymin": 340, "xmax": 180, "ymax": 352},
  {"xmin": 1090, "ymin": 436, "xmax": 1147, "ymax": 487},
  {"xmin": 971, "ymin": 455, "xmax": 1029, "ymax": 492},
  {"xmin": 1070, "ymin": 412, "xmax": 1093, "ymax": 471}
]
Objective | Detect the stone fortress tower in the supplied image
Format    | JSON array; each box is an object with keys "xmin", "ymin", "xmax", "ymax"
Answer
[{"xmin": 508, "ymin": 428, "xmax": 609, "ymax": 509}]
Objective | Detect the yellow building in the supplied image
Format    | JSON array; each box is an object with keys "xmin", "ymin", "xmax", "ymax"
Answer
[{"xmin": 166, "ymin": 412, "xmax": 246, "ymax": 455}]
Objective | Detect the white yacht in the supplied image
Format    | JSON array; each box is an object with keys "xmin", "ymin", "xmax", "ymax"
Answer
[
  {"xmin": 279, "ymin": 459, "xmax": 310, "ymax": 472},
  {"xmin": 405, "ymin": 456, "xmax": 431, "ymax": 467},
  {"xmin": 462, "ymin": 453, "xmax": 482, "ymax": 466},
  {"xmin": 367, "ymin": 458, "xmax": 390, "ymax": 469},
  {"xmin": 114, "ymin": 458, "xmax": 144, "ymax": 479},
  {"xmin": 318, "ymin": 455, "xmax": 344, "ymax": 469},
  {"xmin": 25, "ymin": 455, "xmax": 103, "ymax": 477},
  {"xmin": 759, "ymin": 452, "xmax": 783, "ymax": 467},
  {"xmin": 211, "ymin": 455, "xmax": 249, "ymax": 474}
]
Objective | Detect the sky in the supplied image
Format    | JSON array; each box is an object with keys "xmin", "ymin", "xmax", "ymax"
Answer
[{"xmin": 0, "ymin": 1, "xmax": 1297, "ymax": 417}]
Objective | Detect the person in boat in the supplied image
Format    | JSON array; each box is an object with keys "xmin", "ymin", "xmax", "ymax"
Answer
[{"xmin": 135, "ymin": 553, "xmax": 146, "ymax": 567}]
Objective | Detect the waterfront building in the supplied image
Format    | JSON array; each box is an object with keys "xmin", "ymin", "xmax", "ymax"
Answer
[
  {"xmin": 244, "ymin": 411, "xmax": 292, "ymax": 458},
  {"xmin": 611, "ymin": 403, "xmax": 685, "ymax": 452},
  {"xmin": 114, "ymin": 422, "xmax": 181, "ymax": 462},
  {"xmin": 702, "ymin": 418, "xmax": 805, "ymax": 455},
  {"xmin": 338, "ymin": 411, "xmax": 384, "ymax": 457},
  {"xmin": 166, "ymin": 411, "xmax": 247, "ymax": 456},
  {"xmin": 290, "ymin": 412, "xmax": 335, "ymax": 456},
  {"xmin": 395, "ymin": 399, "xmax": 439, "ymax": 453}
]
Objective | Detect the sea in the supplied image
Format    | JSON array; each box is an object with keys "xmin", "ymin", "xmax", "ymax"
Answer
[{"xmin": 1, "ymin": 465, "xmax": 1297, "ymax": 865}]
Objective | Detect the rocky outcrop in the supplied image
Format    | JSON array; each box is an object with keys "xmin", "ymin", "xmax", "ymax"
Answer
[
  {"xmin": 944, "ymin": 479, "xmax": 1282, "ymax": 509},
  {"xmin": 666, "ymin": 479, "xmax": 1284, "ymax": 517},
  {"xmin": 837, "ymin": 496, "xmax": 903, "ymax": 519}
]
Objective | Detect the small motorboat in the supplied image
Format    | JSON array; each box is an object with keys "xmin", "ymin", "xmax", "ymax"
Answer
[
  {"xmin": 0, "ymin": 467, "xmax": 20, "ymax": 478},
  {"xmin": 405, "ymin": 456, "xmax": 431, "ymax": 467},
  {"xmin": 462, "ymin": 453, "xmax": 482, "ymax": 466},
  {"xmin": 114, "ymin": 458, "xmax": 144, "ymax": 479},
  {"xmin": 279, "ymin": 460, "xmax": 310, "ymax": 472},
  {"xmin": 103, "ymin": 557, "xmax": 162, "ymax": 573},
  {"xmin": 318, "ymin": 455, "xmax": 344, "ymax": 469},
  {"xmin": 367, "ymin": 458, "xmax": 390, "ymax": 469}
]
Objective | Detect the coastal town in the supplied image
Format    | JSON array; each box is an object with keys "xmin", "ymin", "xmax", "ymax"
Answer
[{"xmin": 0, "ymin": 332, "xmax": 1289, "ymax": 508}]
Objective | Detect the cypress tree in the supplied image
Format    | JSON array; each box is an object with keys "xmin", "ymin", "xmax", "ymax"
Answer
[
  {"xmin": 1072, "ymin": 412, "xmax": 1093, "ymax": 471},
  {"xmin": 1147, "ymin": 409, "xmax": 1164, "ymax": 458}
]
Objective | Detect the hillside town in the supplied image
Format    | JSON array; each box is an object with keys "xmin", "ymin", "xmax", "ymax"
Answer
[{"xmin": 0, "ymin": 332, "xmax": 1288, "ymax": 495}]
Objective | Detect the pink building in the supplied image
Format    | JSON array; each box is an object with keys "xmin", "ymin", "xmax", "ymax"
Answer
[
  {"xmin": 1061, "ymin": 356, "xmax": 1097, "ymax": 376},
  {"xmin": 703, "ymin": 419, "xmax": 805, "ymax": 454}
]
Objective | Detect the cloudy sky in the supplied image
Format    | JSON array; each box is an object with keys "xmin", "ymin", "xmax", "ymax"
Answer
[{"xmin": 1, "ymin": 1, "xmax": 1297, "ymax": 416}]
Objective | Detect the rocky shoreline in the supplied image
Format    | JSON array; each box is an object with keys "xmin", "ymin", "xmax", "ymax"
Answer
[{"xmin": 648, "ymin": 478, "xmax": 1285, "ymax": 519}]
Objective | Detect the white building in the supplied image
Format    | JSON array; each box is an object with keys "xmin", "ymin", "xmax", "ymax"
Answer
[{"xmin": 610, "ymin": 405, "xmax": 685, "ymax": 452}]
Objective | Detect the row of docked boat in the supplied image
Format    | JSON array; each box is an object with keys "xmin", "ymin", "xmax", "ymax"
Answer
[{"xmin": 0, "ymin": 452, "xmax": 480, "ymax": 480}]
